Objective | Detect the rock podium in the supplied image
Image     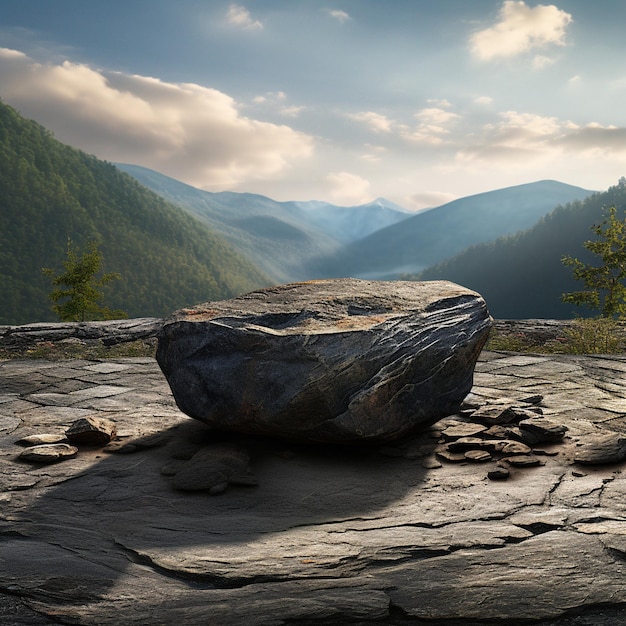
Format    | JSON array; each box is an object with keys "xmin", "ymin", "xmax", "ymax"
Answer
[{"xmin": 157, "ymin": 279, "xmax": 492, "ymax": 443}]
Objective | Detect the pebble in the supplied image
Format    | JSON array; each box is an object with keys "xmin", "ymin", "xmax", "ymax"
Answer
[
  {"xmin": 19, "ymin": 443, "xmax": 79, "ymax": 464},
  {"xmin": 15, "ymin": 433, "xmax": 69, "ymax": 447}
]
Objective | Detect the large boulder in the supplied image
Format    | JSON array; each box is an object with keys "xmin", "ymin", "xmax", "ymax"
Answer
[{"xmin": 156, "ymin": 279, "xmax": 492, "ymax": 444}]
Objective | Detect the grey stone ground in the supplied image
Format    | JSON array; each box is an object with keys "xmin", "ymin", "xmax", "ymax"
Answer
[{"xmin": 1, "ymin": 351, "xmax": 626, "ymax": 625}]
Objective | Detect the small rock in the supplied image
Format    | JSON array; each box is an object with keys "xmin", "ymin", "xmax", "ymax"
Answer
[
  {"xmin": 487, "ymin": 466, "xmax": 510, "ymax": 480},
  {"xmin": 435, "ymin": 446, "xmax": 467, "ymax": 463},
  {"xmin": 447, "ymin": 437, "xmax": 486, "ymax": 452},
  {"xmin": 469, "ymin": 406, "xmax": 514, "ymax": 426},
  {"xmin": 15, "ymin": 433, "xmax": 69, "ymax": 447},
  {"xmin": 574, "ymin": 433, "xmax": 626, "ymax": 465},
  {"xmin": 66, "ymin": 417, "xmax": 117, "ymax": 447},
  {"xmin": 499, "ymin": 441, "xmax": 533, "ymax": 456},
  {"xmin": 442, "ymin": 423, "xmax": 488, "ymax": 439},
  {"xmin": 482, "ymin": 425, "xmax": 512, "ymax": 440},
  {"xmin": 519, "ymin": 419, "xmax": 568, "ymax": 445},
  {"xmin": 422, "ymin": 457, "xmax": 443, "ymax": 469},
  {"xmin": 533, "ymin": 448, "xmax": 560, "ymax": 457},
  {"xmin": 172, "ymin": 443, "xmax": 256, "ymax": 492},
  {"xmin": 464, "ymin": 449, "xmax": 492, "ymax": 462},
  {"xmin": 19, "ymin": 443, "xmax": 78, "ymax": 464}
]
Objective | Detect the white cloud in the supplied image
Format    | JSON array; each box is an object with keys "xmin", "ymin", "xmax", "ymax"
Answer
[
  {"xmin": 326, "ymin": 171, "xmax": 371, "ymax": 204},
  {"xmin": 326, "ymin": 9, "xmax": 351, "ymax": 24},
  {"xmin": 280, "ymin": 105, "xmax": 306, "ymax": 118},
  {"xmin": 474, "ymin": 96, "xmax": 494, "ymax": 106},
  {"xmin": 226, "ymin": 4, "xmax": 263, "ymax": 31},
  {"xmin": 0, "ymin": 49, "xmax": 314, "ymax": 189},
  {"xmin": 348, "ymin": 111, "xmax": 393, "ymax": 133},
  {"xmin": 407, "ymin": 107, "xmax": 460, "ymax": 144},
  {"xmin": 470, "ymin": 1, "xmax": 572, "ymax": 61},
  {"xmin": 456, "ymin": 110, "xmax": 626, "ymax": 167}
]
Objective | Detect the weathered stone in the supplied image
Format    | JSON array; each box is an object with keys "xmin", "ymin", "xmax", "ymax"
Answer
[
  {"xmin": 519, "ymin": 418, "xmax": 568, "ymax": 445},
  {"xmin": 15, "ymin": 433, "xmax": 69, "ymax": 446},
  {"xmin": 157, "ymin": 279, "xmax": 492, "ymax": 444},
  {"xmin": 65, "ymin": 417, "xmax": 117, "ymax": 446},
  {"xmin": 447, "ymin": 436, "xmax": 486, "ymax": 452},
  {"xmin": 469, "ymin": 405, "xmax": 517, "ymax": 426},
  {"xmin": 4, "ymin": 341, "xmax": 626, "ymax": 626},
  {"xmin": 574, "ymin": 433, "xmax": 626, "ymax": 465},
  {"xmin": 487, "ymin": 465, "xmax": 510, "ymax": 480},
  {"xmin": 435, "ymin": 446, "xmax": 467, "ymax": 462},
  {"xmin": 441, "ymin": 422, "xmax": 488, "ymax": 439},
  {"xmin": 503, "ymin": 454, "xmax": 543, "ymax": 467},
  {"xmin": 18, "ymin": 443, "xmax": 78, "ymax": 464},
  {"xmin": 171, "ymin": 443, "xmax": 256, "ymax": 493},
  {"xmin": 464, "ymin": 449, "xmax": 492, "ymax": 462},
  {"xmin": 498, "ymin": 441, "xmax": 533, "ymax": 456}
]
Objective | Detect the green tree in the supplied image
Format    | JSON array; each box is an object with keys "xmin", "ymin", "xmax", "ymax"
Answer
[
  {"xmin": 43, "ymin": 240, "xmax": 127, "ymax": 321},
  {"xmin": 561, "ymin": 205, "xmax": 626, "ymax": 318}
]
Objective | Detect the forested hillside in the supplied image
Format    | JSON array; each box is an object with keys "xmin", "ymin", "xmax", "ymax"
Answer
[
  {"xmin": 0, "ymin": 101, "xmax": 268, "ymax": 325},
  {"xmin": 416, "ymin": 181, "xmax": 626, "ymax": 319},
  {"xmin": 312, "ymin": 180, "xmax": 594, "ymax": 279}
]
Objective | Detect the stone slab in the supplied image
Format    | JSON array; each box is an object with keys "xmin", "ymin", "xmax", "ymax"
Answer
[{"xmin": 0, "ymin": 351, "xmax": 625, "ymax": 624}]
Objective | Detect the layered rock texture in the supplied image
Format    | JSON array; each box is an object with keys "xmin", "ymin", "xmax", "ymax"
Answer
[
  {"xmin": 156, "ymin": 279, "xmax": 492, "ymax": 443},
  {"xmin": 1, "ymin": 350, "xmax": 626, "ymax": 624}
]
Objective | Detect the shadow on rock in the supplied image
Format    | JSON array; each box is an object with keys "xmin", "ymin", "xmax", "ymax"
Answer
[{"xmin": 3, "ymin": 416, "xmax": 430, "ymax": 620}]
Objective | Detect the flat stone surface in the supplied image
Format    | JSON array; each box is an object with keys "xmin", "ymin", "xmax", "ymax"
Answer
[{"xmin": 1, "ymin": 350, "xmax": 626, "ymax": 625}]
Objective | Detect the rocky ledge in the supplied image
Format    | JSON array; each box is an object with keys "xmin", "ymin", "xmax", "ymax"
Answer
[{"xmin": 1, "ymin": 347, "xmax": 626, "ymax": 624}]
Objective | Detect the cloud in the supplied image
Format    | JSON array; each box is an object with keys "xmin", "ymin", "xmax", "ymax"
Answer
[
  {"xmin": 470, "ymin": 1, "xmax": 572, "ymax": 61},
  {"xmin": 456, "ymin": 110, "xmax": 626, "ymax": 166},
  {"xmin": 407, "ymin": 106, "xmax": 460, "ymax": 144},
  {"xmin": 348, "ymin": 111, "xmax": 393, "ymax": 133},
  {"xmin": 226, "ymin": 4, "xmax": 263, "ymax": 31},
  {"xmin": 279, "ymin": 105, "xmax": 306, "ymax": 118},
  {"xmin": 326, "ymin": 171, "xmax": 371, "ymax": 204},
  {"xmin": 325, "ymin": 9, "xmax": 351, "ymax": 24},
  {"xmin": 556, "ymin": 124, "xmax": 626, "ymax": 154},
  {"xmin": 0, "ymin": 48, "xmax": 314, "ymax": 189},
  {"xmin": 474, "ymin": 96, "xmax": 494, "ymax": 106},
  {"xmin": 405, "ymin": 191, "xmax": 456, "ymax": 212}
]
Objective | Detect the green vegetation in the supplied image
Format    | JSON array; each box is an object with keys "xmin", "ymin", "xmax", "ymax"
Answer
[
  {"xmin": 0, "ymin": 338, "xmax": 157, "ymax": 361},
  {"xmin": 43, "ymin": 239, "xmax": 126, "ymax": 321},
  {"xmin": 486, "ymin": 318, "xmax": 626, "ymax": 354},
  {"xmin": 561, "ymin": 204, "xmax": 626, "ymax": 318},
  {"xmin": 415, "ymin": 180, "xmax": 626, "ymax": 320},
  {"xmin": 0, "ymin": 100, "xmax": 268, "ymax": 325}
]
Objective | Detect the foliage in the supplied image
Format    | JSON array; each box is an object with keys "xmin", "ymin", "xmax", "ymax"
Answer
[
  {"xmin": 561, "ymin": 204, "xmax": 626, "ymax": 318},
  {"xmin": 561, "ymin": 317, "xmax": 625, "ymax": 354},
  {"xmin": 485, "ymin": 318, "xmax": 625, "ymax": 354},
  {"xmin": 0, "ymin": 338, "xmax": 157, "ymax": 361},
  {"xmin": 43, "ymin": 240, "xmax": 126, "ymax": 321},
  {"xmin": 0, "ymin": 99, "xmax": 268, "ymax": 325}
]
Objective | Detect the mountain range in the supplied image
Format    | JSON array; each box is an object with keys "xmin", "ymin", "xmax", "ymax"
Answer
[
  {"xmin": 311, "ymin": 180, "xmax": 595, "ymax": 280},
  {"xmin": 0, "ymin": 99, "xmax": 611, "ymax": 324},
  {"xmin": 417, "ymin": 182, "xmax": 626, "ymax": 319},
  {"xmin": 115, "ymin": 163, "xmax": 411, "ymax": 283}
]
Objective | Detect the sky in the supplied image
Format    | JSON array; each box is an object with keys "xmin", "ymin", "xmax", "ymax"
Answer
[{"xmin": 2, "ymin": 0, "xmax": 626, "ymax": 210}]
